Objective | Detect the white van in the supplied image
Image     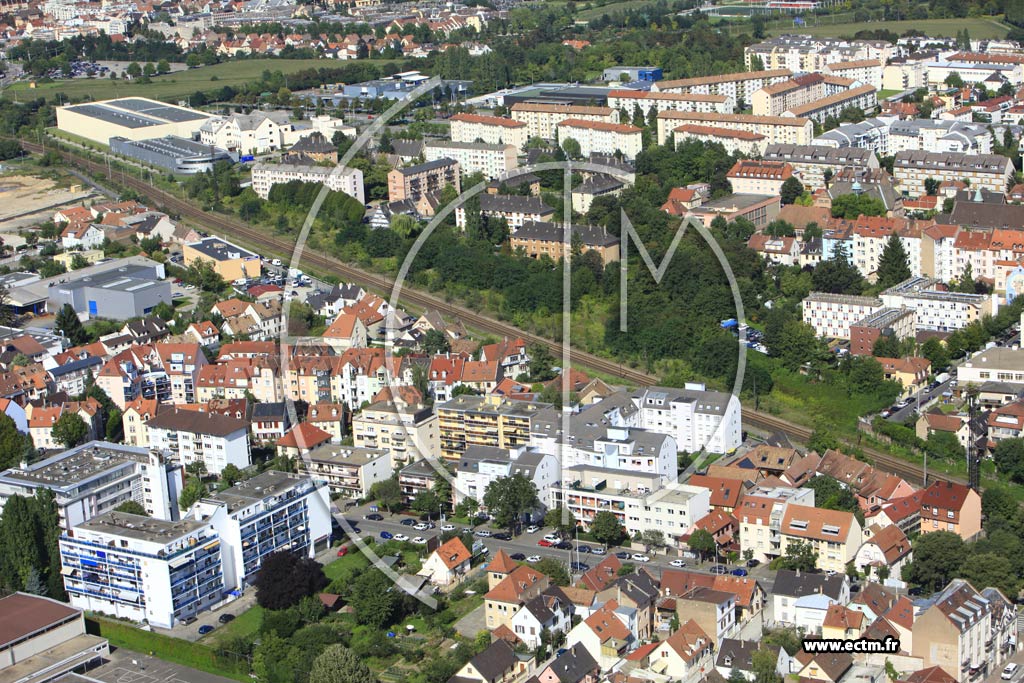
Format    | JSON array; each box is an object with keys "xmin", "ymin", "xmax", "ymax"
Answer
[{"xmin": 1001, "ymin": 664, "xmax": 1018, "ymax": 680}]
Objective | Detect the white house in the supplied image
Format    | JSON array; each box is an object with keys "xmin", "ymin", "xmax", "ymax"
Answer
[
  {"xmin": 145, "ymin": 408, "xmax": 251, "ymax": 474},
  {"xmin": 418, "ymin": 537, "xmax": 472, "ymax": 587},
  {"xmin": 455, "ymin": 445, "xmax": 558, "ymax": 513},
  {"xmin": 510, "ymin": 589, "xmax": 573, "ymax": 649}
]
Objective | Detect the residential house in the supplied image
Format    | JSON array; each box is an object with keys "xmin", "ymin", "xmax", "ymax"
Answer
[
  {"xmin": 918, "ymin": 481, "xmax": 982, "ymax": 540},
  {"xmin": 794, "ymin": 651, "xmax": 854, "ymax": 683},
  {"xmin": 821, "ymin": 604, "xmax": 867, "ymax": 640},
  {"xmin": 646, "ymin": 620, "xmax": 714, "ymax": 680},
  {"xmin": 855, "ymin": 524, "xmax": 912, "ymax": 581},
  {"xmin": 251, "ymin": 402, "xmax": 290, "ymax": 443},
  {"xmin": 779, "ymin": 504, "xmax": 862, "ymax": 574},
  {"xmin": 772, "ymin": 569, "xmax": 849, "ymax": 629},
  {"xmin": 565, "ymin": 599, "xmax": 636, "ymax": 669},
  {"xmin": 419, "ymin": 536, "xmax": 471, "ymax": 586},
  {"xmin": 447, "ymin": 639, "xmax": 535, "ymax": 683},
  {"xmin": 510, "ymin": 588, "xmax": 573, "ymax": 649},
  {"xmin": 535, "ymin": 646, "xmax": 599, "ymax": 683},
  {"xmin": 485, "ymin": 565, "xmax": 550, "ymax": 630}
]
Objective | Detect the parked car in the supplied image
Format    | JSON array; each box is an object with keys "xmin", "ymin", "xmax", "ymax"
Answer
[
  {"xmin": 526, "ymin": 555, "xmax": 542, "ymax": 563},
  {"xmin": 218, "ymin": 613, "xmax": 235, "ymax": 624},
  {"xmin": 440, "ymin": 524, "xmax": 455, "ymax": 531},
  {"xmin": 731, "ymin": 568, "xmax": 748, "ymax": 577},
  {"xmin": 615, "ymin": 551, "xmax": 631, "ymax": 560},
  {"xmin": 475, "ymin": 530, "xmax": 492, "ymax": 537},
  {"xmin": 746, "ymin": 559, "xmax": 760, "ymax": 568},
  {"xmin": 576, "ymin": 545, "xmax": 592, "ymax": 554},
  {"xmin": 591, "ymin": 546, "xmax": 606, "ymax": 555},
  {"xmin": 554, "ymin": 541, "xmax": 572, "ymax": 550},
  {"xmin": 510, "ymin": 553, "xmax": 526, "ymax": 561},
  {"xmin": 525, "ymin": 525, "xmax": 540, "ymax": 534},
  {"xmin": 413, "ymin": 523, "xmax": 429, "ymax": 531},
  {"xmin": 631, "ymin": 554, "xmax": 650, "ymax": 563},
  {"xmin": 1001, "ymin": 664, "xmax": 1018, "ymax": 681},
  {"xmin": 411, "ymin": 536, "xmax": 427, "ymax": 545},
  {"xmin": 537, "ymin": 539, "xmax": 554, "ymax": 547},
  {"xmin": 400, "ymin": 518, "xmax": 416, "ymax": 526},
  {"xmin": 492, "ymin": 532, "xmax": 511, "ymax": 540},
  {"xmin": 542, "ymin": 534, "xmax": 561, "ymax": 543},
  {"xmin": 198, "ymin": 625, "xmax": 215, "ymax": 635},
  {"xmin": 393, "ymin": 533, "xmax": 409, "ymax": 542},
  {"xmin": 669, "ymin": 559, "xmax": 686, "ymax": 568},
  {"xmin": 380, "ymin": 531, "xmax": 394, "ymax": 540},
  {"xmin": 710, "ymin": 565, "xmax": 729, "ymax": 574},
  {"xmin": 570, "ymin": 562, "xmax": 590, "ymax": 572},
  {"xmin": 336, "ymin": 546, "xmax": 349, "ymax": 557},
  {"xmin": 365, "ymin": 513, "xmax": 384, "ymax": 521}
]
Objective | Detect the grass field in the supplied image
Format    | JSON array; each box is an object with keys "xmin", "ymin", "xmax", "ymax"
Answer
[
  {"xmin": 768, "ymin": 16, "xmax": 1010, "ymax": 39},
  {"xmin": 2, "ymin": 58, "xmax": 387, "ymax": 104},
  {"xmin": 575, "ymin": 0, "xmax": 662, "ymax": 19}
]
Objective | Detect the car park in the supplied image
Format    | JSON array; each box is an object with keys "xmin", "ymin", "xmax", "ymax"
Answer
[
  {"xmin": 380, "ymin": 531, "xmax": 393, "ymax": 540},
  {"xmin": 393, "ymin": 533, "xmax": 409, "ymax": 542},
  {"xmin": 198, "ymin": 625, "xmax": 215, "ymax": 635},
  {"xmin": 669, "ymin": 559, "xmax": 686, "ymax": 567},
  {"xmin": 218, "ymin": 614, "xmax": 235, "ymax": 624},
  {"xmin": 631, "ymin": 554, "xmax": 650, "ymax": 562},
  {"xmin": 365, "ymin": 513, "xmax": 383, "ymax": 521}
]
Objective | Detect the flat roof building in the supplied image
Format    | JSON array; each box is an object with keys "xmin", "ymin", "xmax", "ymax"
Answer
[
  {"xmin": 110, "ymin": 136, "xmax": 234, "ymax": 175},
  {"xmin": 56, "ymin": 97, "xmax": 213, "ymax": 145},
  {"xmin": 299, "ymin": 444, "xmax": 393, "ymax": 499},
  {"xmin": 183, "ymin": 236, "xmax": 262, "ymax": 282},
  {"xmin": 47, "ymin": 264, "xmax": 171, "ymax": 321}
]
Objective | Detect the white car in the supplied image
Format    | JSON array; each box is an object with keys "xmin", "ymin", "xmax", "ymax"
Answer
[
  {"xmin": 413, "ymin": 523, "xmax": 429, "ymax": 531},
  {"xmin": 393, "ymin": 533, "xmax": 409, "ymax": 542},
  {"xmin": 592, "ymin": 546, "xmax": 606, "ymax": 555},
  {"xmin": 525, "ymin": 525, "xmax": 540, "ymax": 534},
  {"xmin": 542, "ymin": 534, "xmax": 561, "ymax": 543},
  {"xmin": 526, "ymin": 555, "xmax": 542, "ymax": 563},
  {"xmin": 411, "ymin": 536, "xmax": 427, "ymax": 545},
  {"xmin": 475, "ymin": 530, "xmax": 491, "ymax": 537},
  {"xmin": 631, "ymin": 554, "xmax": 651, "ymax": 563},
  {"xmin": 440, "ymin": 524, "xmax": 456, "ymax": 532},
  {"xmin": 669, "ymin": 559, "xmax": 686, "ymax": 567},
  {"xmin": 271, "ymin": 258, "xmax": 282, "ymax": 266},
  {"xmin": 1002, "ymin": 664, "xmax": 1018, "ymax": 680}
]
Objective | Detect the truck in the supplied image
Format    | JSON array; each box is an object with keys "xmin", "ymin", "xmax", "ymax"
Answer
[{"xmin": 935, "ymin": 372, "xmax": 951, "ymax": 385}]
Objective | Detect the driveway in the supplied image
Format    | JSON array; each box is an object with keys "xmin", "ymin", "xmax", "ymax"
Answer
[
  {"xmin": 453, "ymin": 604, "xmax": 486, "ymax": 639},
  {"xmin": 83, "ymin": 648, "xmax": 237, "ymax": 683}
]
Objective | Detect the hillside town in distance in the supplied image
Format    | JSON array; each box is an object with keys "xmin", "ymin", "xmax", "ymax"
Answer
[{"xmin": 5, "ymin": 0, "xmax": 1024, "ymax": 683}]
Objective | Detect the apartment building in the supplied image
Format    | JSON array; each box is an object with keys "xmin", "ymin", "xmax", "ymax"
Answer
[
  {"xmin": 734, "ymin": 486, "xmax": 815, "ymax": 564},
  {"xmin": 657, "ymin": 111, "xmax": 814, "ymax": 148},
  {"xmin": 779, "ymin": 504, "xmax": 862, "ymax": 574},
  {"xmin": 553, "ymin": 466, "xmax": 709, "ymax": 543},
  {"xmin": 455, "ymin": 445, "xmax": 559, "ymax": 511},
  {"xmin": 0, "ymin": 441, "xmax": 182, "ymax": 530},
  {"xmin": 849, "ymin": 216, "xmax": 922, "ymax": 279},
  {"xmin": 183, "ymin": 237, "xmax": 262, "ymax": 282},
  {"xmin": 912, "ymin": 579, "xmax": 1014, "ymax": 683},
  {"xmin": 387, "ymin": 158, "xmax": 461, "ymax": 202},
  {"xmin": 882, "ymin": 52, "xmax": 933, "ymax": 92},
  {"xmin": 352, "ymin": 399, "xmax": 439, "ymax": 464},
  {"xmin": 556, "ymin": 119, "xmax": 643, "ymax": 160},
  {"xmin": 893, "ymin": 151, "xmax": 1014, "ymax": 197},
  {"xmin": 250, "ymin": 162, "xmax": 366, "ymax": 203},
  {"xmin": 299, "ymin": 444, "xmax": 392, "ymax": 499},
  {"xmin": 631, "ymin": 384, "xmax": 742, "ymax": 455},
  {"xmin": 398, "ymin": 458, "xmax": 438, "ymax": 504},
  {"xmin": 456, "ymin": 194, "xmax": 555, "ymax": 231},
  {"xmin": 146, "ymin": 408, "xmax": 251, "ymax": 474},
  {"xmin": 849, "ymin": 307, "xmax": 916, "ymax": 356},
  {"xmin": 745, "ymin": 35, "xmax": 895, "ymax": 73},
  {"xmin": 672, "ymin": 124, "xmax": 768, "ymax": 156},
  {"xmin": 726, "ymin": 160, "xmax": 794, "ymax": 195},
  {"xmin": 687, "ymin": 193, "xmax": 781, "ymax": 231},
  {"xmin": 889, "ymin": 120, "xmax": 993, "ymax": 156},
  {"xmin": 606, "ymin": 89, "xmax": 731, "ymax": 117},
  {"xmin": 188, "ymin": 471, "xmax": 332, "ymax": 591},
  {"xmin": 60, "ymin": 512, "xmax": 224, "ymax": 628},
  {"xmin": 436, "ymin": 394, "xmax": 552, "ymax": 461},
  {"xmin": 198, "ymin": 110, "xmax": 295, "ymax": 155},
  {"xmin": 827, "ymin": 59, "xmax": 884, "ymax": 89},
  {"xmin": 762, "ymin": 144, "xmax": 878, "ymax": 191},
  {"xmin": 653, "ymin": 69, "xmax": 793, "ymax": 109},
  {"xmin": 880, "ymin": 277, "xmax": 993, "ymax": 331},
  {"xmin": 536, "ymin": 420, "xmax": 678, "ymax": 481},
  {"xmin": 918, "ymin": 481, "xmax": 982, "ymax": 541},
  {"xmin": 926, "ymin": 52, "xmax": 1024, "ymax": 89},
  {"xmin": 510, "ymin": 221, "xmax": 621, "ymax": 265},
  {"xmin": 802, "ymin": 292, "xmax": 884, "ymax": 339},
  {"xmin": 751, "ymin": 73, "xmax": 856, "ymax": 118},
  {"xmin": 449, "ymin": 113, "xmax": 529, "ymax": 150},
  {"xmin": 424, "ymin": 141, "xmax": 519, "ymax": 180},
  {"xmin": 510, "ymin": 102, "xmax": 618, "ymax": 140},
  {"xmin": 959, "ymin": 347, "xmax": 1024, "ymax": 388},
  {"xmin": 785, "ymin": 84, "xmax": 878, "ymax": 125}
]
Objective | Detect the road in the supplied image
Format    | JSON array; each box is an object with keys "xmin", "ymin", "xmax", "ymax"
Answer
[
  {"xmin": 18, "ymin": 138, "xmax": 964, "ymax": 488},
  {"xmin": 885, "ymin": 379, "xmax": 954, "ymax": 423}
]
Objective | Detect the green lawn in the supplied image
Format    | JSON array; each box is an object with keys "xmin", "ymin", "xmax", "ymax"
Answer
[
  {"xmin": 575, "ymin": 0, "xmax": 663, "ymax": 19},
  {"xmin": 3, "ymin": 59, "xmax": 385, "ymax": 104},
  {"xmin": 769, "ymin": 16, "xmax": 1010, "ymax": 40},
  {"xmin": 878, "ymin": 89, "xmax": 903, "ymax": 99},
  {"xmin": 323, "ymin": 550, "xmax": 370, "ymax": 580},
  {"xmin": 211, "ymin": 606, "xmax": 264, "ymax": 642}
]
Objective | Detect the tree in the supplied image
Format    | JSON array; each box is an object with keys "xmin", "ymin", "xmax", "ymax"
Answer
[
  {"xmin": 924, "ymin": 177, "xmax": 941, "ymax": 196},
  {"xmin": 920, "ymin": 337, "xmax": 950, "ymax": 371},
  {"xmin": 255, "ymin": 551, "xmax": 328, "ymax": 610},
  {"xmin": 105, "ymin": 409, "xmax": 123, "ymax": 442},
  {"xmin": 483, "ymin": 474, "xmax": 538, "ymax": 531},
  {"xmin": 412, "ymin": 489, "xmax": 441, "ymax": 517},
  {"xmin": 776, "ymin": 539, "xmax": 818, "ymax": 572},
  {"xmin": 52, "ymin": 412, "xmax": 88, "ymax": 448},
  {"xmin": 982, "ymin": 485, "xmax": 1019, "ymax": 523},
  {"xmin": 422, "ymin": 329, "xmax": 450, "ymax": 355},
  {"xmin": 945, "ymin": 73, "xmax": 964, "ymax": 89},
  {"xmin": 804, "ymin": 475, "xmax": 860, "ymax": 517},
  {"xmin": 125, "ymin": 62, "xmax": 142, "ymax": 78},
  {"xmin": 560, "ymin": 137, "xmax": 581, "ymax": 160},
  {"xmin": 156, "ymin": 59, "xmax": 171, "ymax": 75},
  {"xmin": 811, "ymin": 244, "xmax": 864, "ymax": 295},
  {"xmin": 178, "ymin": 477, "xmax": 206, "ymax": 511},
  {"xmin": 533, "ymin": 558, "xmax": 570, "ymax": 586},
  {"xmin": 219, "ymin": 464, "xmax": 243, "ymax": 489},
  {"xmin": 876, "ymin": 234, "xmax": 911, "ymax": 289},
  {"xmin": 955, "ymin": 263, "xmax": 976, "ymax": 294},
  {"xmin": 688, "ymin": 528, "xmax": 716, "ymax": 561},
  {"xmin": 114, "ymin": 500, "xmax": 148, "ymax": 516},
  {"xmin": 55, "ymin": 304, "xmax": 88, "ymax": 345},
  {"xmin": 527, "ymin": 343, "xmax": 555, "ymax": 381},
  {"xmin": 143, "ymin": 63, "xmax": 156, "ymax": 77},
  {"xmin": 780, "ymin": 176, "xmax": 804, "ymax": 205},
  {"xmin": 369, "ymin": 478, "xmax": 402, "ymax": 513},
  {"xmin": 544, "ymin": 507, "xmax": 577, "ymax": 537},
  {"xmin": 959, "ymin": 553, "xmax": 1018, "ymax": 599},
  {"xmin": 590, "ymin": 510, "xmax": 626, "ymax": 547},
  {"xmin": 994, "ymin": 438, "xmax": 1024, "ymax": 483},
  {"xmin": 905, "ymin": 531, "xmax": 963, "ymax": 590},
  {"xmin": 309, "ymin": 645, "xmax": 374, "ymax": 683},
  {"xmin": 454, "ymin": 496, "xmax": 478, "ymax": 519},
  {"xmin": 0, "ymin": 414, "xmax": 33, "ymax": 470},
  {"xmin": 348, "ymin": 568, "xmax": 401, "ymax": 629}
]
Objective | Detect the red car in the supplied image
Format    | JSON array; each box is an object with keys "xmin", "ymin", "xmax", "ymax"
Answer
[
  {"xmin": 336, "ymin": 545, "xmax": 349, "ymax": 557},
  {"xmin": 537, "ymin": 539, "xmax": 553, "ymax": 547}
]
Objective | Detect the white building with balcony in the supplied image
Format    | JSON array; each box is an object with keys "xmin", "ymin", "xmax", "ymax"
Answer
[{"xmin": 145, "ymin": 409, "xmax": 251, "ymax": 475}]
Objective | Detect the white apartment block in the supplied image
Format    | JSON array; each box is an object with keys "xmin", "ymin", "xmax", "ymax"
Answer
[
  {"xmin": 752, "ymin": 73, "xmax": 856, "ymax": 118},
  {"xmin": 653, "ymin": 69, "xmax": 793, "ymax": 109},
  {"xmin": 0, "ymin": 441, "xmax": 183, "ymax": 531},
  {"xmin": 537, "ymin": 424, "xmax": 678, "ymax": 481},
  {"xmin": 607, "ymin": 89, "xmax": 732, "ymax": 117},
  {"xmin": 424, "ymin": 140, "xmax": 518, "ymax": 180},
  {"xmin": 251, "ymin": 162, "xmax": 365, "ymax": 203},
  {"xmin": 631, "ymin": 384, "xmax": 742, "ymax": 455},
  {"xmin": 801, "ymin": 292, "xmax": 884, "ymax": 339},
  {"xmin": 734, "ymin": 486, "xmax": 815, "ymax": 564},
  {"xmin": 352, "ymin": 400, "xmax": 439, "ymax": 464},
  {"xmin": 827, "ymin": 59, "xmax": 884, "ymax": 89},
  {"xmin": 510, "ymin": 103, "xmax": 619, "ymax": 140},
  {"xmin": 745, "ymin": 35, "xmax": 895, "ymax": 73},
  {"xmin": 762, "ymin": 144, "xmax": 878, "ymax": 191},
  {"xmin": 893, "ymin": 151, "xmax": 1014, "ymax": 197},
  {"xmin": 187, "ymin": 471, "xmax": 332, "ymax": 591},
  {"xmin": 784, "ymin": 84, "xmax": 878, "ymax": 124},
  {"xmin": 881, "ymin": 277, "xmax": 994, "ymax": 331},
  {"xmin": 673, "ymin": 125, "xmax": 768, "ymax": 156},
  {"xmin": 926, "ymin": 56, "xmax": 1024, "ymax": 89},
  {"xmin": 145, "ymin": 409, "xmax": 251, "ymax": 475},
  {"xmin": 882, "ymin": 55, "xmax": 930, "ymax": 92},
  {"xmin": 198, "ymin": 110, "xmax": 298, "ymax": 155},
  {"xmin": 815, "ymin": 118, "xmax": 992, "ymax": 157},
  {"xmin": 656, "ymin": 111, "xmax": 814, "ymax": 148},
  {"xmin": 60, "ymin": 513, "xmax": 225, "ymax": 628},
  {"xmin": 299, "ymin": 444, "xmax": 393, "ymax": 499},
  {"xmin": 556, "ymin": 119, "xmax": 643, "ymax": 160},
  {"xmin": 454, "ymin": 445, "xmax": 559, "ymax": 511},
  {"xmin": 449, "ymin": 113, "xmax": 529, "ymax": 150}
]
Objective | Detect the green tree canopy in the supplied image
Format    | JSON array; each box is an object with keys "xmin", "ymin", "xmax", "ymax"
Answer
[
  {"xmin": 114, "ymin": 500, "xmax": 148, "ymax": 516},
  {"xmin": 876, "ymin": 233, "xmax": 911, "ymax": 289},
  {"xmin": 52, "ymin": 412, "xmax": 89, "ymax": 448},
  {"xmin": 905, "ymin": 531, "xmax": 963, "ymax": 590},
  {"xmin": 590, "ymin": 510, "xmax": 626, "ymax": 547},
  {"xmin": 309, "ymin": 644, "xmax": 375, "ymax": 683},
  {"xmin": 482, "ymin": 474, "xmax": 539, "ymax": 531},
  {"xmin": 55, "ymin": 304, "xmax": 89, "ymax": 345}
]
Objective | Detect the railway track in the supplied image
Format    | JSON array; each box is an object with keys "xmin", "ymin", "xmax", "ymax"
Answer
[{"xmin": 27, "ymin": 140, "xmax": 962, "ymax": 487}]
